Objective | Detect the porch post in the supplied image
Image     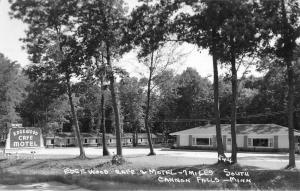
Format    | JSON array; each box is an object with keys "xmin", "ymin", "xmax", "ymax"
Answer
[{"xmin": 189, "ymin": 135, "xmax": 192, "ymax": 146}]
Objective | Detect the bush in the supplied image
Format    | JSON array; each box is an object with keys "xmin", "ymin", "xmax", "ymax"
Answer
[{"xmin": 111, "ymin": 155, "xmax": 125, "ymax": 165}]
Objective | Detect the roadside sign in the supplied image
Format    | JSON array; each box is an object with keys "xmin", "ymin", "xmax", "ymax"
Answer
[{"xmin": 5, "ymin": 127, "xmax": 44, "ymax": 150}]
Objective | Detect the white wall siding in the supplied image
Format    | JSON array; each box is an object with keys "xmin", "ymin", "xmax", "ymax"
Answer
[
  {"xmin": 46, "ymin": 139, "xmax": 53, "ymax": 145},
  {"xmin": 180, "ymin": 135, "xmax": 189, "ymax": 146},
  {"xmin": 236, "ymin": 136, "xmax": 244, "ymax": 147},
  {"xmin": 278, "ymin": 135, "xmax": 289, "ymax": 148},
  {"xmin": 138, "ymin": 138, "xmax": 148, "ymax": 145}
]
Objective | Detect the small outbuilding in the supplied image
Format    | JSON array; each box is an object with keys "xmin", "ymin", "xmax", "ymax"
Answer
[{"xmin": 170, "ymin": 124, "xmax": 300, "ymax": 152}]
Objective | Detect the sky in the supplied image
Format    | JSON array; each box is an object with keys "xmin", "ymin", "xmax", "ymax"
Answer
[
  {"xmin": 0, "ymin": 0, "xmax": 262, "ymax": 80},
  {"xmin": 0, "ymin": 0, "xmax": 29, "ymax": 66}
]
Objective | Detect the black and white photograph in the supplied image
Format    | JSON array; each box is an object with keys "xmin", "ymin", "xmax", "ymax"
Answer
[{"xmin": 0, "ymin": 0, "xmax": 300, "ymax": 190}]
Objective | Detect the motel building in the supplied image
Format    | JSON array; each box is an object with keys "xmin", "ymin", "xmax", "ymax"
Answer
[
  {"xmin": 45, "ymin": 132, "xmax": 162, "ymax": 147},
  {"xmin": 106, "ymin": 133, "xmax": 162, "ymax": 146},
  {"xmin": 45, "ymin": 132, "xmax": 100, "ymax": 147},
  {"xmin": 170, "ymin": 124, "xmax": 300, "ymax": 152}
]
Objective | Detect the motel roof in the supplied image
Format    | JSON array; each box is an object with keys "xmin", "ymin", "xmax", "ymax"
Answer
[
  {"xmin": 46, "ymin": 132, "xmax": 99, "ymax": 138},
  {"xmin": 45, "ymin": 132, "xmax": 161, "ymax": 138},
  {"xmin": 107, "ymin": 133, "xmax": 159, "ymax": 139},
  {"xmin": 123, "ymin": 133, "xmax": 159, "ymax": 139},
  {"xmin": 170, "ymin": 124, "xmax": 300, "ymax": 136}
]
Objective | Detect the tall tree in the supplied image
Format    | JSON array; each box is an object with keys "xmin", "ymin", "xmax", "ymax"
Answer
[
  {"xmin": 175, "ymin": 68, "xmax": 212, "ymax": 119},
  {"xmin": 174, "ymin": 0, "xmax": 263, "ymax": 163},
  {"xmin": 127, "ymin": 0, "xmax": 181, "ymax": 155},
  {"xmin": 85, "ymin": 56, "xmax": 111, "ymax": 156},
  {"xmin": 216, "ymin": 0, "xmax": 261, "ymax": 163},
  {"xmin": 119, "ymin": 77, "xmax": 144, "ymax": 147},
  {"xmin": 18, "ymin": 77, "xmax": 65, "ymax": 129},
  {"xmin": 96, "ymin": 61, "xmax": 111, "ymax": 156},
  {"xmin": 173, "ymin": 0, "xmax": 229, "ymax": 160},
  {"xmin": 10, "ymin": 0, "xmax": 87, "ymax": 159},
  {"xmin": 99, "ymin": 79, "xmax": 110, "ymax": 155},
  {"xmin": 151, "ymin": 70, "xmax": 178, "ymax": 134},
  {"xmin": 260, "ymin": 0, "xmax": 300, "ymax": 168},
  {"xmin": 0, "ymin": 53, "xmax": 28, "ymax": 125},
  {"xmin": 47, "ymin": 94, "xmax": 70, "ymax": 133},
  {"xmin": 77, "ymin": 0, "xmax": 129, "ymax": 156}
]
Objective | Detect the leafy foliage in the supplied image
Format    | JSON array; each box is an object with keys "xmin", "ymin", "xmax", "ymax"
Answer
[
  {"xmin": 0, "ymin": 53, "xmax": 28, "ymax": 124},
  {"xmin": 119, "ymin": 77, "xmax": 145, "ymax": 133}
]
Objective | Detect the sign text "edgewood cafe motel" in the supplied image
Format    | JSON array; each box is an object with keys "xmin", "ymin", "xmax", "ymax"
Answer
[{"xmin": 10, "ymin": 127, "xmax": 41, "ymax": 148}]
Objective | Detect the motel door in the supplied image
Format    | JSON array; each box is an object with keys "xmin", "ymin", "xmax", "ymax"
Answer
[{"xmin": 226, "ymin": 137, "xmax": 232, "ymax": 152}]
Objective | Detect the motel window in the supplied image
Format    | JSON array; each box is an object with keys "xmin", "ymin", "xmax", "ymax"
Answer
[
  {"xmin": 196, "ymin": 138, "xmax": 210, "ymax": 146},
  {"xmin": 227, "ymin": 138, "xmax": 232, "ymax": 145},
  {"xmin": 110, "ymin": 139, "xmax": 112, "ymax": 143},
  {"xmin": 253, "ymin": 139, "xmax": 269, "ymax": 147},
  {"xmin": 248, "ymin": 138, "xmax": 252, "ymax": 146},
  {"xmin": 84, "ymin": 139, "xmax": 88, "ymax": 143},
  {"xmin": 141, "ymin": 138, "xmax": 143, "ymax": 142},
  {"xmin": 212, "ymin": 137, "xmax": 216, "ymax": 145},
  {"xmin": 269, "ymin": 138, "xmax": 273, "ymax": 147},
  {"xmin": 51, "ymin": 139, "xmax": 54, "ymax": 144}
]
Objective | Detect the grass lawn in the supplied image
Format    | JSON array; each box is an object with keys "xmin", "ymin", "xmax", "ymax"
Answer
[{"xmin": 0, "ymin": 149, "xmax": 300, "ymax": 190}]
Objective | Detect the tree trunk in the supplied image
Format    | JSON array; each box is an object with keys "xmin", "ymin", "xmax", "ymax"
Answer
[
  {"xmin": 89, "ymin": 109, "xmax": 95, "ymax": 132},
  {"xmin": 66, "ymin": 76, "xmax": 86, "ymax": 159},
  {"xmin": 145, "ymin": 52, "xmax": 156, "ymax": 156},
  {"xmin": 97, "ymin": 84, "xmax": 110, "ymax": 156},
  {"xmin": 135, "ymin": 130, "xmax": 139, "ymax": 147},
  {"xmin": 59, "ymin": 122, "xmax": 63, "ymax": 133},
  {"xmin": 286, "ymin": 60, "xmax": 296, "ymax": 168},
  {"xmin": 212, "ymin": 29, "xmax": 226, "ymax": 162},
  {"xmin": 101, "ymin": 91, "xmax": 110, "ymax": 156},
  {"xmin": 106, "ymin": 44, "xmax": 122, "ymax": 156},
  {"xmin": 230, "ymin": 36, "xmax": 238, "ymax": 164},
  {"xmin": 132, "ymin": 133, "xmax": 136, "ymax": 147},
  {"xmin": 280, "ymin": 0, "xmax": 296, "ymax": 169},
  {"xmin": 45, "ymin": 107, "xmax": 48, "ymax": 128},
  {"xmin": 132, "ymin": 125, "xmax": 137, "ymax": 147},
  {"xmin": 294, "ymin": 110, "xmax": 299, "ymax": 131}
]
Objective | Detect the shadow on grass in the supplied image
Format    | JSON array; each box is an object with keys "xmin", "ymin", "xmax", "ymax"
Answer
[
  {"xmin": 160, "ymin": 148, "xmax": 217, "ymax": 153},
  {"xmin": 0, "ymin": 170, "xmax": 171, "ymax": 190},
  {"xmin": 238, "ymin": 155, "xmax": 290, "ymax": 160},
  {"xmin": 20, "ymin": 160, "xmax": 50, "ymax": 170},
  {"xmin": 0, "ymin": 156, "xmax": 111, "ymax": 176}
]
